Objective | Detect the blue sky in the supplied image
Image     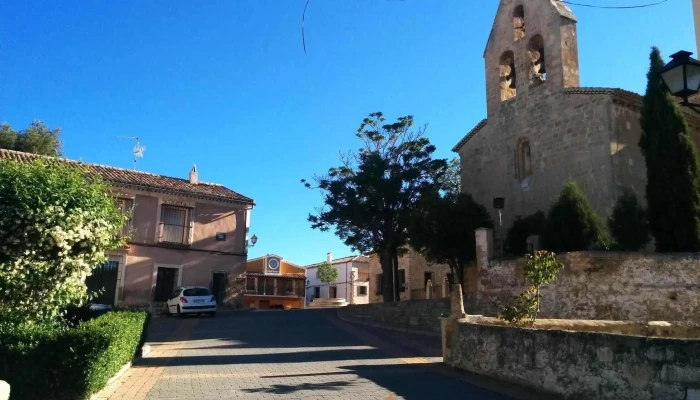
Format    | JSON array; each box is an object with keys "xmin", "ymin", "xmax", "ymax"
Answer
[{"xmin": 0, "ymin": 0, "xmax": 694, "ymax": 266}]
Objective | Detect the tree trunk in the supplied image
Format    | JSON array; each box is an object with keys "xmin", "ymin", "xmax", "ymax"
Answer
[
  {"xmin": 392, "ymin": 247, "xmax": 400, "ymax": 301},
  {"xmin": 380, "ymin": 250, "xmax": 395, "ymax": 302}
]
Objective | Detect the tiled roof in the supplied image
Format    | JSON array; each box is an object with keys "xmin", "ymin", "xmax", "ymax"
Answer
[
  {"xmin": 245, "ymin": 271, "xmax": 306, "ymax": 279},
  {"xmin": 0, "ymin": 149, "xmax": 255, "ymax": 205},
  {"xmin": 246, "ymin": 254, "xmax": 305, "ymax": 269},
  {"xmin": 563, "ymin": 87, "xmax": 642, "ymax": 101},
  {"xmin": 451, "ymin": 119, "xmax": 488, "ymax": 153},
  {"xmin": 304, "ymin": 255, "xmax": 371, "ymax": 268},
  {"xmin": 565, "ymin": 87, "xmax": 700, "ymax": 123}
]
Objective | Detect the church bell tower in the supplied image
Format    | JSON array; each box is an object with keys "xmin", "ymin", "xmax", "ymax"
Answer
[{"xmin": 483, "ymin": 0, "xmax": 581, "ymax": 117}]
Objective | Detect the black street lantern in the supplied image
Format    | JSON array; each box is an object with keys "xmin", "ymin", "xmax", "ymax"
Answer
[
  {"xmin": 250, "ymin": 234, "xmax": 258, "ymax": 247},
  {"xmin": 661, "ymin": 50, "xmax": 700, "ymax": 114}
]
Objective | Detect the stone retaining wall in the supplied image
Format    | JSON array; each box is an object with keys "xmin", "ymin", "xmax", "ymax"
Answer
[
  {"xmin": 475, "ymin": 229, "xmax": 700, "ymax": 321},
  {"xmin": 337, "ymin": 298, "xmax": 450, "ymax": 334},
  {"xmin": 443, "ymin": 317, "xmax": 700, "ymax": 400}
]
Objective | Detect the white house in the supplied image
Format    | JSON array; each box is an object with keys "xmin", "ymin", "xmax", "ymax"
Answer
[{"xmin": 304, "ymin": 253, "xmax": 370, "ymax": 305}]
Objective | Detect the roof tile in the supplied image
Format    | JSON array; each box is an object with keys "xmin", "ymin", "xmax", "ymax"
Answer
[
  {"xmin": 245, "ymin": 271, "xmax": 306, "ymax": 279},
  {"xmin": 0, "ymin": 149, "xmax": 255, "ymax": 205}
]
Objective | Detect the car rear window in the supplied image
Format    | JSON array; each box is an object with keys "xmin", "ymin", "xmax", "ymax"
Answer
[{"xmin": 183, "ymin": 288, "xmax": 211, "ymax": 296}]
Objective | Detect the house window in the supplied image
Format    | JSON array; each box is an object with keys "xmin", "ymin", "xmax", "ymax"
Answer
[
  {"xmin": 398, "ymin": 269, "xmax": 406, "ymax": 292},
  {"xmin": 246, "ymin": 277, "xmax": 256, "ymax": 293},
  {"xmin": 160, "ymin": 205, "xmax": 191, "ymax": 244},
  {"xmin": 357, "ymin": 286, "xmax": 367, "ymax": 296},
  {"xmin": 284, "ymin": 279, "xmax": 294, "ymax": 295},
  {"xmin": 515, "ymin": 139, "xmax": 532, "ymax": 181},
  {"xmin": 500, "ymin": 51, "xmax": 517, "ymax": 101},
  {"xmin": 424, "ymin": 272, "xmax": 433, "ymax": 288},
  {"xmin": 376, "ymin": 273, "xmax": 383, "ymax": 295},
  {"xmin": 116, "ymin": 198, "xmax": 133, "ymax": 238},
  {"xmin": 264, "ymin": 278, "xmax": 275, "ymax": 295}
]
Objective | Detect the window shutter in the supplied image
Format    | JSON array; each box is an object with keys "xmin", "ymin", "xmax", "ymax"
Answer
[{"xmin": 188, "ymin": 208, "xmax": 195, "ymax": 245}]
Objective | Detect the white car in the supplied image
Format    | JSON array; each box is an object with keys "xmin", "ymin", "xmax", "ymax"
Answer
[{"xmin": 166, "ymin": 286, "xmax": 217, "ymax": 317}]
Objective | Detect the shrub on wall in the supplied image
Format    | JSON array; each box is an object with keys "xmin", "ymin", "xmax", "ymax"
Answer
[
  {"xmin": 608, "ymin": 189, "xmax": 650, "ymax": 251},
  {"xmin": 0, "ymin": 310, "xmax": 149, "ymax": 400},
  {"xmin": 544, "ymin": 181, "xmax": 610, "ymax": 252},
  {"xmin": 505, "ymin": 210, "xmax": 546, "ymax": 256},
  {"xmin": 499, "ymin": 250, "xmax": 563, "ymax": 325}
]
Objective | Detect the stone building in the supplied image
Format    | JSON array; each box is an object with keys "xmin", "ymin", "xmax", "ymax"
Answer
[
  {"xmin": 453, "ymin": 0, "xmax": 700, "ymax": 242},
  {"xmin": 367, "ymin": 247, "xmax": 453, "ymax": 303}
]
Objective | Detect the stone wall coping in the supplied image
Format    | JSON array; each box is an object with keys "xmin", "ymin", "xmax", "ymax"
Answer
[{"xmin": 459, "ymin": 315, "xmax": 700, "ymax": 340}]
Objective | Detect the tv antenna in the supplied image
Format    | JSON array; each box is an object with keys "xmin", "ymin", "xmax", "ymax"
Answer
[{"xmin": 117, "ymin": 136, "xmax": 146, "ymax": 170}]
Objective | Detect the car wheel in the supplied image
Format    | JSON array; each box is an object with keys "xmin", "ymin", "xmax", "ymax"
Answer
[
  {"xmin": 209, "ymin": 312, "xmax": 216, "ymax": 318},
  {"xmin": 177, "ymin": 305, "xmax": 185, "ymax": 318}
]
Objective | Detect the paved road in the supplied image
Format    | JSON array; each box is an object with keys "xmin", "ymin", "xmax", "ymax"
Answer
[{"xmin": 95, "ymin": 309, "xmax": 542, "ymax": 400}]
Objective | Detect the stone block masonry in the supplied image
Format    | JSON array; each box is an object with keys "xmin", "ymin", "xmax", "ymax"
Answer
[
  {"xmin": 445, "ymin": 317, "xmax": 700, "ymax": 400},
  {"xmin": 337, "ymin": 298, "xmax": 450, "ymax": 334},
  {"xmin": 474, "ymin": 228, "xmax": 700, "ymax": 322}
]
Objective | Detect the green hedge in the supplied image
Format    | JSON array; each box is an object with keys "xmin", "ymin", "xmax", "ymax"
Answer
[{"xmin": 0, "ymin": 310, "xmax": 150, "ymax": 400}]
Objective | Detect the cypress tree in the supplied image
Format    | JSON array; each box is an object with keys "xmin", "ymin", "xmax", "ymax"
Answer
[
  {"xmin": 545, "ymin": 181, "xmax": 609, "ymax": 252},
  {"xmin": 638, "ymin": 47, "xmax": 700, "ymax": 252}
]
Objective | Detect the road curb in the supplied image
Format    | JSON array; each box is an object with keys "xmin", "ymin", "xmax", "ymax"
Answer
[
  {"xmin": 87, "ymin": 344, "xmax": 151, "ymax": 400},
  {"xmin": 335, "ymin": 311, "xmax": 441, "ymax": 337}
]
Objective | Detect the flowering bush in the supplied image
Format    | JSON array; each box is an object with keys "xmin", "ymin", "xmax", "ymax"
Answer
[{"xmin": 0, "ymin": 159, "xmax": 127, "ymax": 324}]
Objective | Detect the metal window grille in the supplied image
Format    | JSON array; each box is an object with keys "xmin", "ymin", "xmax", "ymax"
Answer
[{"xmin": 160, "ymin": 205, "xmax": 190, "ymax": 244}]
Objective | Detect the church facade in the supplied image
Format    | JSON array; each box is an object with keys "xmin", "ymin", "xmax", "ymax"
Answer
[{"xmin": 453, "ymin": 0, "xmax": 700, "ymax": 242}]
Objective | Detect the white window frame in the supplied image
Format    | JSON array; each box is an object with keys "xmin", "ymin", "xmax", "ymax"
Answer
[{"xmin": 113, "ymin": 252, "xmax": 128, "ymax": 305}]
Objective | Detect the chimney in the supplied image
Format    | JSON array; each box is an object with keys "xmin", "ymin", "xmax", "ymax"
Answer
[
  {"xmin": 326, "ymin": 252, "xmax": 332, "ymax": 264},
  {"xmin": 189, "ymin": 164, "xmax": 198, "ymax": 184}
]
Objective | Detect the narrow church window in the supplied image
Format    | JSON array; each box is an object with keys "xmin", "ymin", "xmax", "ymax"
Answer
[
  {"xmin": 527, "ymin": 34, "xmax": 546, "ymax": 84},
  {"xmin": 516, "ymin": 139, "xmax": 532, "ymax": 181},
  {"xmin": 513, "ymin": 5, "xmax": 525, "ymax": 41},
  {"xmin": 499, "ymin": 51, "xmax": 517, "ymax": 101}
]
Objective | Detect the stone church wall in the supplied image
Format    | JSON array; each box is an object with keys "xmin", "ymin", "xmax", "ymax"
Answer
[{"xmin": 459, "ymin": 90, "xmax": 618, "ymax": 236}]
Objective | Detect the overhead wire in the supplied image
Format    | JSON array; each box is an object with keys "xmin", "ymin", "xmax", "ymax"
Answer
[
  {"xmin": 300, "ymin": 0, "xmax": 673, "ymax": 54},
  {"xmin": 560, "ymin": 0, "xmax": 670, "ymax": 9}
]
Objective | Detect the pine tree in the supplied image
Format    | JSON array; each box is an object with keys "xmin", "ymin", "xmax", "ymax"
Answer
[{"xmin": 638, "ymin": 47, "xmax": 700, "ymax": 252}]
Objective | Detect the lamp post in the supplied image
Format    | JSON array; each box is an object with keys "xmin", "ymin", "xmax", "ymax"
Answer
[
  {"xmin": 249, "ymin": 234, "xmax": 258, "ymax": 247},
  {"xmin": 660, "ymin": 50, "xmax": 700, "ymax": 114},
  {"xmin": 493, "ymin": 197, "xmax": 505, "ymax": 259}
]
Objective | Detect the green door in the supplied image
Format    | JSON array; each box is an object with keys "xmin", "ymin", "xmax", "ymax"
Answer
[{"xmin": 86, "ymin": 260, "xmax": 119, "ymax": 305}]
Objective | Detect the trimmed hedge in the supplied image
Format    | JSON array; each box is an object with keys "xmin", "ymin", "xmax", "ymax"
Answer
[{"xmin": 0, "ymin": 310, "xmax": 150, "ymax": 400}]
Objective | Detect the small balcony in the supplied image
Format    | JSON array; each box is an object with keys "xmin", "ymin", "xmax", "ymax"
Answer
[
  {"xmin": 245, "ymin": 277, "xmax": 304, "ymax": 298},
  {"xmin": 356, "ymin": 271, "xmax": 370, "ymax": 282}
]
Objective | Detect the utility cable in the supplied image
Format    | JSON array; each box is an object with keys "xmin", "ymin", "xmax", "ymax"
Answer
[{"xmin": 560, "ymin": 0, "xmax": 670, "ymax": 9}]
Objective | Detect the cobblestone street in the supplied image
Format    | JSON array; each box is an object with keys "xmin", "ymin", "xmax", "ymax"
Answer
[{"xmin": 94, "ymin": 309, "xmax": 535, "ymax": 400}]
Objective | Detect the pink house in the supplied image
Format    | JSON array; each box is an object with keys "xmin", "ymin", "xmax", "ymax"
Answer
[{"xmin": 0, "ymin": 149, "xmax": 255, "ymax": 308}]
